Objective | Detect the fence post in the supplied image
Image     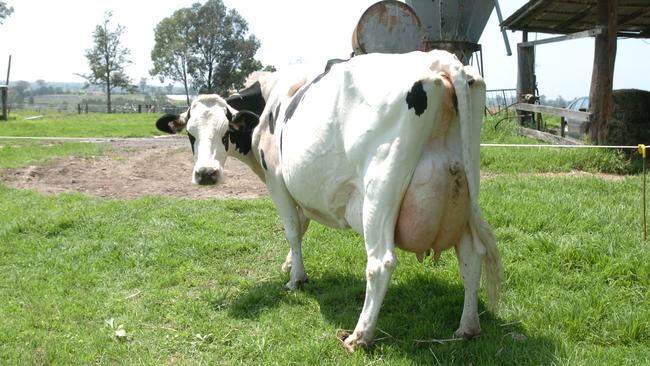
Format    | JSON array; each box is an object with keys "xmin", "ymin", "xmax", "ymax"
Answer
[
  {"xmin": 138, "ymin": 105, "xmax": 142, "ymax": 113},
  {"xmin": 77, "ymin": 104, "xmax": 81, "ymax": 114},
  {"xmin": 1, "ymin": 87, "xmax": 7, "ymax": 121},
  {"xmin": 85, "ymin": 104, "xmax": 88, "ymax": 114}
]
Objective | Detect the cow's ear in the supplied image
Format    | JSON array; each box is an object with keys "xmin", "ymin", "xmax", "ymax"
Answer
[
  {"xmin": 229, "ymin": 110, "xmax": 260, "ymax": 133},
  {"xmin": 156, "ymin": 114, "xmax": 186, "ymax": 134}
]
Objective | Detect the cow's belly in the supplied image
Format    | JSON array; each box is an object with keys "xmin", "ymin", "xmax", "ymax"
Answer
[{"xmin": 395, "ymin": 146, "xmax": 470, "ymax": 261}]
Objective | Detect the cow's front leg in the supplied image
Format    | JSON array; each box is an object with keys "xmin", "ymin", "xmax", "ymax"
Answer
[
  {"xmin": 453, "ymin": 226, "xmax": 483, "ymax": 339},
  {"xmin": 269, "ymin": 183, "xmax": 309, "ymax": 290},
  {"xmin": 281, "ymin": 209, "xmax": 309, "ymax": 275}
]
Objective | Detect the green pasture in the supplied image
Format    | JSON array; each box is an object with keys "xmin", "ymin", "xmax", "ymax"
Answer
[
  {"xmin": 0, "ymin": 113, "xmax": 648, "ymax": 364},
  {"xmin": 0, "ymin": 111, "xmax": 162, "ymax": 138}
]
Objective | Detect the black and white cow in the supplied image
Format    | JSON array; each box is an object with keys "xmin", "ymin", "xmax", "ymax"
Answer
[{"xmin": 156, "ymin": 50, "xmax": 502, "ymax": 352}]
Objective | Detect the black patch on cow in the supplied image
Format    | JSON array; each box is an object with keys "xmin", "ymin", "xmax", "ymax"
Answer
[
  {"xmin": 222, "ymin": 133, "xmax": 229, "ymax": 152},
  {"xmin": 188, "ymin": 133, "xmax": 196, "ymax": 154},
  {"xmin": 260, "ymin": 149, "xmax": 268, "ymax": 170},
  {"xmin": 324, "ymin": 58, "xmax": 349, "ymax": 73},
  {"xmin": 226, "ymin": 107, "xmax": 233, "ymax": 122},
  {"xmin": 283, "ymin": 58, "xmax": 348, "ymax": 124},
  {"xmin": 226, "ymin": 110, "xmax": 259, "ymax": 155},
  {"xmin": 268, "ymin": 102, "xmax": 282, "ymax": 134},
  {"xmin": 268, "ymin": 104, "xmax": 278, "ymax": 135},
  {"xmin": 226, "ymin": 81, "xmax": 266, "ymax": 116},
  {"xmin": 406, "ymin": 81, "xmax": 428, "ymax": 117},
  {"xmin": 280, "ymin": 129, "xmax": 284, "ymax": 156},
  {"xmin": 284, "ymin": 83, "xmax": 311, "ymax": 123}
]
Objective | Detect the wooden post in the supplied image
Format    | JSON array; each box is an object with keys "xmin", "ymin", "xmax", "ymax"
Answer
[
  {"xmin": 517, "ymin": 32, "xmax": 536, "ymax": 127},
  {"xmin": 588, "ymin": 0, "xmax": 618, "ymax": 144},
  {"xmin": 1, "ymin": 87, "xmax": 7, "ymax": 121}
]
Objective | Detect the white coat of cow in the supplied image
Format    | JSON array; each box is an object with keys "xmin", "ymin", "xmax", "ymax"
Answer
[{"xmin": 156, "ymin": 50, "xmax": 502, "ymax": 352}]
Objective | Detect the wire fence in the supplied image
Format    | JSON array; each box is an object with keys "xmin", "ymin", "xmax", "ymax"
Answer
[
  {"xmin": 486, "ymin": 88, "xmax": 517, "ymax": 115},
  {"xmin": 7, "ymin": 102, "xmax": 187, "ymax": 115}
]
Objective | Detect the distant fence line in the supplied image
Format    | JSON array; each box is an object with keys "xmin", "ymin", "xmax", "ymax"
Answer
[
  {"xmin": 7, "ymin": 103, "xmax": 187, "ymax": 115},
  {"xmin": 8, "ymin": 90, "xmax": 518, "ymax": 117}
]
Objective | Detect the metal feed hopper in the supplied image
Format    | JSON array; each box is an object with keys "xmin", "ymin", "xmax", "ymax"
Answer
[{"xmin": 353, "ymin": 0, "xmax": 498, "ymax": 64}]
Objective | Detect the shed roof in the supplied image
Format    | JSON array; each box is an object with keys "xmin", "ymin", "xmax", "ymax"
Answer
[{"xmin": 501, "ymin": 0, "xmax": 650, "ymax": 37}]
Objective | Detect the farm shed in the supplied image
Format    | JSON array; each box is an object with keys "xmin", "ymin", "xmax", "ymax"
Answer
[{"xmin": 500, "ymin": 0, "xmax": 650, "ymax": 144}]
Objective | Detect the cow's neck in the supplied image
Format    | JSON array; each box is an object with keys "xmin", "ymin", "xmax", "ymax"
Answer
[{"xmin": 232, "ymin": 149, "xmax": 266, "ymax": 183}]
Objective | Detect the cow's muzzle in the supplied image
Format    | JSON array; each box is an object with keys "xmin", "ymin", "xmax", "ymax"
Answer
[{"xmin": 194, "ymin": 167, "xmax": 221, "ymax": 186}]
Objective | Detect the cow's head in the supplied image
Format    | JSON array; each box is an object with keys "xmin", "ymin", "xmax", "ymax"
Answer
[{"xmin": 155, "ymin": 95, "xmax": 259, "ymax": 186}]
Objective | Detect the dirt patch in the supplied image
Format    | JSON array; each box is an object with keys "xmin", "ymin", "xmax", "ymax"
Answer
[
  {"xmin": 0, "ymin": 138, "xmax": 628, "ymax": 200},
  {"xmin": 0, "ymin": 140, "xmax": 268, "ymax": 200}
]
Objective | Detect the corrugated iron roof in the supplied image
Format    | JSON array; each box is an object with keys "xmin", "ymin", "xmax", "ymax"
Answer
[{"xmin": 501, "ymin": 0, "xmax": 650, "ymax": 37}]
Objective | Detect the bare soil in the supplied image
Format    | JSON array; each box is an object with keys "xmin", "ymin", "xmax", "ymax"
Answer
[
  {"xmin": 0, "ymin": 138, "xmax": 626, "ymax": 200},
  {"xmin": 0, "ymin": 139, "xmax": 268, "ymax": 200}
]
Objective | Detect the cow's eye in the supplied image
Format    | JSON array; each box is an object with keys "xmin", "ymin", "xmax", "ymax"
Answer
[{"xmin": 188, "ymin": 133, "xmax": 196, "ymax": 155}]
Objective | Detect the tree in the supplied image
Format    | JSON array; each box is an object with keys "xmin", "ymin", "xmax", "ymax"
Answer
[
  {"xmin": 78, "ymin": 12, "xmax": 136, "ymax": 113},
  {"xmin": 9, "ymin": 80, "xmax": 30, "ymax": 105},
  {"xmin": 139, "ymin": 77, "xmax": 148, "ymax": 93},
  {"xmin": 189, "ymin": 1, "xmax": 263, "ymax": 95},
  {"xmin": 151, "ymin": 0, "xmax": 264, "ymax": 98},
  {"xmin": 150, "ymin": 6, "xmax": 197, "ymax": 105},
  {"xmin": 0, "ymin": 1, "xmax": 13, "ymax": 25}
]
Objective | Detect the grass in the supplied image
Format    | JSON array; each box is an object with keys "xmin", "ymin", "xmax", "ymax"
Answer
[
  {"xmin": 481, "ymin": 115, "xmax": 639, "ymax": 174},
  {"xmin": 0, "ymin": 140, "xmax": 106, "ymax": 169},
  {"xmin": 0, "ymin": 111, "xmax": 163, "ymax": 138},
  {"xmin": 0, "ymin": 112, "xmax": 648, "ymax": 364}
]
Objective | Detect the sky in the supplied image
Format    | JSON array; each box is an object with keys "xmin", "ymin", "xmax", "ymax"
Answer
[{"xmin": 1, "ymin": 0, "xmax": 649, "ymax": 99}]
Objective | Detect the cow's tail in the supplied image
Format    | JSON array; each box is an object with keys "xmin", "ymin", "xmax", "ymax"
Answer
[{"xmin": 433, "ymin": 51, "xmax": 503, "ymax": 311}]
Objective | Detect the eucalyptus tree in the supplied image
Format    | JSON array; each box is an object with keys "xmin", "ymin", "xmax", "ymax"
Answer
[
  {"xmin": 0, "ymin": 1, "xmax": 13, "ymax": 25},
  {"xmin": 150, "ymin": 5, "xmax": 198, "ymax": 105},
  {"xmin": 151, "ymin": 0, "xmax": 264, "ymax": 98},
  {"xmin": 78, "ymin": 12, "xmax": 136, "ymax": 113}
]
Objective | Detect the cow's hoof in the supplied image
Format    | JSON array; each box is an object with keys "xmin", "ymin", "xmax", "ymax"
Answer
[
  {"xmin": 453, "ymin": 327, "xmax": 481, "ymax": 340},
  {"xmin": 285, "ymin": 277, "xmax": 308, "ymax": 291},
  {"xmin": 338, "ymin": 330, "xmax": 369, "ymax": 353}
]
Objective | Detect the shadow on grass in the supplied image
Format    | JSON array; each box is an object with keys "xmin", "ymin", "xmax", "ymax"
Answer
[{"xmin": 223, "ymin": 270, "xmax": 560, "ymax": 364}]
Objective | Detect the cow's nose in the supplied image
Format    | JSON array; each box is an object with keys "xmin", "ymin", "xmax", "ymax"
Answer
[{"xmin": 195, "ymin": 167, "xmax": 220, "ymax": 185}]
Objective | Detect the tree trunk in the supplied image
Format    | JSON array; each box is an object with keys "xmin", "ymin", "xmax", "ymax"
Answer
[
  {"xmin": 588, "ymin": 0, "xmax": 618, "ymax": 144},
  {"xmin": 182, "ymin": 62, "xmax": 190, "ymax": 106},
  {"xmin": 107, "ymin": 84, "xmax": 112, "ymax": 114}
]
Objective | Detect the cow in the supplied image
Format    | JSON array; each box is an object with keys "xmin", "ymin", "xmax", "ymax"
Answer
[{"xmin": 155, "ymin": 50, "xmax": 502, "ymax": 352}]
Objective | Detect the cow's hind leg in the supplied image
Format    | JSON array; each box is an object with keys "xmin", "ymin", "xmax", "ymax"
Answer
[
  {"xmin": 342, "ymin": 240, "xmax": 396, "ymax": 352},
  {"xmin": 454, "ymin": 225, "xmax": 484, "ymax": 339},
  {"xmin": 342, "ymin": 182, "xmax": 400, "ymax": 351}
]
